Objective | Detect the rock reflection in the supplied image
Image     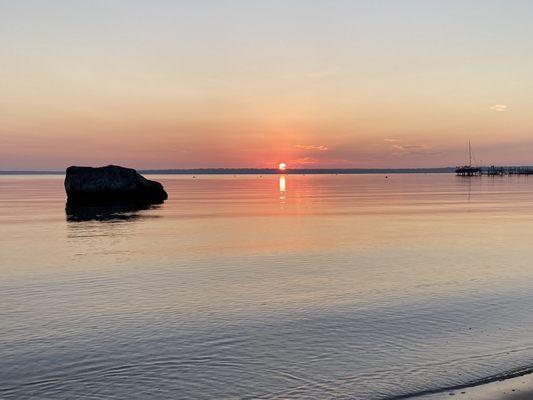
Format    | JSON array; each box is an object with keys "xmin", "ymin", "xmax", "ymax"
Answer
[{"xmin": 66, "ymin": 202, "xmax": 160, "ymax": 222}]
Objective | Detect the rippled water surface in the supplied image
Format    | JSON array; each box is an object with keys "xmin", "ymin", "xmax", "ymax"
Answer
[{"xmin": 3, "ymin": 174, "xmax": 533, "ymax": 399}]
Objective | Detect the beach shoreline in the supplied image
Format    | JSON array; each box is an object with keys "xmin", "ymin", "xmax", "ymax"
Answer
[{"xmin": 410, "ymin": 371, "xmax": 533, "ymax": 399}]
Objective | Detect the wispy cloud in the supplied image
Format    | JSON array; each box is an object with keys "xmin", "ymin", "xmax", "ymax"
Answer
[
  {"xmin": 490, "ymin": 104, "xmax": 507, "ymax": 112},
  {"xmin": 305, "ymin": 67, "xmax": 340, "ymax": 79},
  {"xmin": 389, "ymin": 143, "xmax": 441, "ymax": 156},
  {"xmin": 392, "ymin": 144, "xmax": 428, "ymax": 150},
  {"xmin": 290, "ymin": 157, "xmax": 315, "ymax": 165},
  {"xmin": 295, "ymin": 144, "xmax": 329, "ymax": 151},
  {"xmin": 383, "ymin": 138, "xmax": 400, "ymax": 142},
  {"xmin": 289, "ymin": 156, "xmax": 352, "ymax": 166}
]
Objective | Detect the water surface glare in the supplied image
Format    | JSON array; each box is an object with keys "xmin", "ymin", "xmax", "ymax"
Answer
[{"xmin": 2, "ymin": 174, "xmax": 533, "ymax": 399}]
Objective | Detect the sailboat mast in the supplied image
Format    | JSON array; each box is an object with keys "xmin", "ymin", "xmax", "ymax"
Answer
[{"xmin": 469, "ymin": 140, "xmax": 472, "ymax": 167}]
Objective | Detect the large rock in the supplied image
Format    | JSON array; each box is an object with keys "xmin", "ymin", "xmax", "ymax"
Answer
[{"xmin": 65, "ymin": 165, "xmax": 168, "ymax": 205}]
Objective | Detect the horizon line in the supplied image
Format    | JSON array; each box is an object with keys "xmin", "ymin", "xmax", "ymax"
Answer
[
  {"xmin": 0, "ymin": 166, "xmax": 463, "ymax": 175},
  {"xmin": 3, "ymin": 165, "xmax": 533, "ymax": 175}
]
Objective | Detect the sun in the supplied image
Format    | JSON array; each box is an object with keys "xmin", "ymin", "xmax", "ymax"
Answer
[{"xmin": 278, "ymin": 162, "xmax": 287, "ymax": 171}]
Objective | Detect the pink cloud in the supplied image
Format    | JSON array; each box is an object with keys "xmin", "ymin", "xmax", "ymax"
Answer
[{"xmin": 295, "ymin": 144, "xmax": 329, "ymax": 151}]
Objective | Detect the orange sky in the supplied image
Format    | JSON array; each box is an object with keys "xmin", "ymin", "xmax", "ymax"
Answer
[{"xmin": 2, "ymin": 1, "xmax": 533, "ymax": 170}]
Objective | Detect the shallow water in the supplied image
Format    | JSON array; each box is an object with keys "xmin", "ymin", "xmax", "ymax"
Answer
[{"xmin": 2, "ymin": 174, "xmax": 533, "ymax": 399}]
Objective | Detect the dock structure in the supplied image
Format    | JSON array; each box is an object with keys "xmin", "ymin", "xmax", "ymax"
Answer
[
  {"xmin": 507, "ymin": 167, "xmax": 533, "ymax": 175},
  {"xmin": 455, "ymin": 166, "xmax": 482, "ymax": 176},
  {"xmin": 486, "ymin": 166, "xmax": 504, "ymax": 176},
  {"xmin": 456, "ymin": 166, "xmax": 533, "ymax": 176},
  {"xmin": 454, "ymin": 141, "xmax": 533, "ymax": 176}
]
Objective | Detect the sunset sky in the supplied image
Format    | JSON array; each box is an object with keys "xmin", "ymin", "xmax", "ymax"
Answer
[{"xmin": 2, "ymin": 0, "xmax": 533, "ymax": 170}]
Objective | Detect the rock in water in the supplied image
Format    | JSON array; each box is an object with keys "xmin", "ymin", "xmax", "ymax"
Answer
[{"xmin": 65, "ymin": 165, "xmax": 168, "ymax": 205}]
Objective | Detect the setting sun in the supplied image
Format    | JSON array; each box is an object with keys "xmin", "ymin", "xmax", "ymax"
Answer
[{"xmin": 278, "ymin": 162, "xmax": 287, "ymax": 171}]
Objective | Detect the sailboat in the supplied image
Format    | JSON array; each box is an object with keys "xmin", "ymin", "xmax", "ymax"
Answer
[{"xmin": 455, "ymin": 141, "xmax": 482, "ymax": 176}]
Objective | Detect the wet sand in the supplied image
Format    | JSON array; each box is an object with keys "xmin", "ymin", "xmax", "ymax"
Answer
[{"xmin": 418, "ymin": 372, "xmax": 533, "ymax": 399}]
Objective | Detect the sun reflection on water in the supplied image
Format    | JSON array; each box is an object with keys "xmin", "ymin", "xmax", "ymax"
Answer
[{"xmin": 279, "ymin": 175, "xmax": 286, "ymax": 200}]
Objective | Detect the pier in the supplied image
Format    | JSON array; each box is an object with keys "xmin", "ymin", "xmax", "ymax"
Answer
[
  {"xmin": 456, "ymin": 166, "xmax": 533, "ymax": 176},
  {"xmin": 455, "ymin": 166, "xmax": 482, "ymax": 176},
  {"xmin": 455, "ymin": 141, "xmax": 533, "ymax": 176}
]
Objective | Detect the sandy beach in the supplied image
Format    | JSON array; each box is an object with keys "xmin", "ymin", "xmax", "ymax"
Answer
[{"xmin": 415, "ymin": 372, "xmax": 533, "ymax": 399}]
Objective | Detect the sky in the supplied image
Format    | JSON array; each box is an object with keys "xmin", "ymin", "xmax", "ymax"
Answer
[{"xmin": 1, "ymin": 0, "xmax": 533, "ymax": 170}]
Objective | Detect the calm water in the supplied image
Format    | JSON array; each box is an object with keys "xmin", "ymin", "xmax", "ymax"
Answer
[{"xmin": 3, "ymin": 174, "xmax": 533, "ymax": 399}]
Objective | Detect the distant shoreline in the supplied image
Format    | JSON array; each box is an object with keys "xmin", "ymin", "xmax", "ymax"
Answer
[{"xmin": 0, "ymin": 167, "xmax": 455, "ymax": 175}]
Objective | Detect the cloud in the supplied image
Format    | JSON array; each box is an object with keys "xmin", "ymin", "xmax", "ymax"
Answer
[
  {"xmin": 390, "ymin": 143, "xmax": 441, "ymax": 156},
  {"xmin": 289, "ymin": 156, "xmax": 353, "ymax": 166},
  {"xmin": 290, "ymin": 157, "xmax": 315, "ymax": 164},
  {"xmin": 295, "ymin": 144, "xmax": 329, "ymax": 151},
  {"xmin": 305, "ymin": 67, "xmax": 340, "ymax": 79},
  {"xmin": 383, "ymin": 138, "xmax": 400, "ymax": 142},
  {"xmin": 392, "ymin": 144, "xmax": 428, "ymax": 150},
  {"xmin": 490, "ymin": 104, "xmax": 507, "ymax": 112}
]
